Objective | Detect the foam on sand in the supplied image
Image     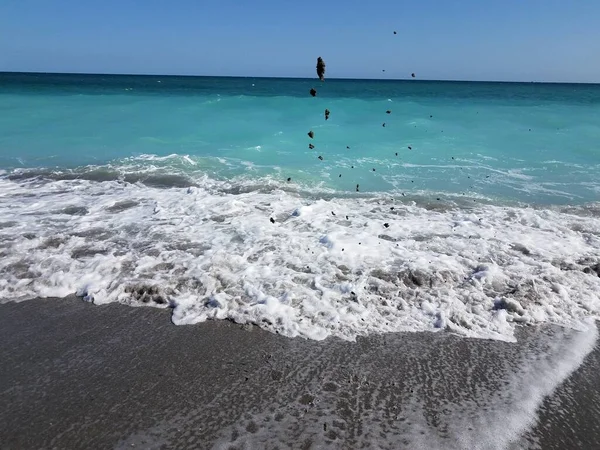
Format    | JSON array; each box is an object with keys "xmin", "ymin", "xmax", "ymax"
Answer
[
  {"xmin": 0, "ymin": 173, "xmax": 599, "ymax": 342},
  {"xmin": 208, "ymin": 321, "xmax": 598, "ymax": 449}
]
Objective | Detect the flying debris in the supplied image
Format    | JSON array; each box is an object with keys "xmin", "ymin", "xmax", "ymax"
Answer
[
  {"xmin": 310, "ymin": 88, "xmax": 317, "ymax": 97},
  {"xmin": 309, "ymin": 143, "xmax": 315, "ymax": 149},
  {"xmin": 308, "ymin": 130, "xmax": 314, "ymax": 139},
  {"xmin": 382, "ymin": 123, "xmax": 386, "ymax": 127},
  {"xmin": 287, "ymin": 177, "xmax": 291, "ymax": 182},
  {"xmin": 411, "ymin": 73, "xmax": 416, "ymax": 78},
  {"xmin": 270, "ymin": 217, "xmax": 275, "ymax": 224},
  {"xmin": 316, "ymin": 57, "xmax": 326, "ymax": 81},
  {"xmin": 325, "ymin": 109, "xmax": 330, "ymax": 120},
  {"xmin": 318, "ymin": 155, "xmax": 323, "ymax": 160},
  {"xmin": 356, "ymin": 184, "xmax": 360, "ymax": 192},
  {"xmin": 386, "ymin": 110, "xmax": 391, "ymax": 114},
  {"xmin": 393, "ymin": 31, "xmax": 397, "ymax": 35},
  {"xmin": 384, "ymin": 223, "xmax": 390, "ymax": 228}
]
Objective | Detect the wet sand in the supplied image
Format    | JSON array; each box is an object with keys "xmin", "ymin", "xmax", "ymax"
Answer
[{"xmin": 0, "ymin": 297, "xmax": 598, "ymax": 449}]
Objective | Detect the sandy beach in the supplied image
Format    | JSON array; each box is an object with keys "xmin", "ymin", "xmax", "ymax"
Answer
[{"xmin": 1, "ymin": 297, "xmax": 598, "ymax": 449}]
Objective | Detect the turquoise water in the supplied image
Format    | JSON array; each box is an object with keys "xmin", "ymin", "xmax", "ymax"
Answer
[{"xmin": 2, "ymin": 72, "xmax": 600, "ymax": 204}]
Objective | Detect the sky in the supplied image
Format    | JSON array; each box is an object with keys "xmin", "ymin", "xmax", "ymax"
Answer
[{"xmin": 1, "ymin": 0, "xmax": 599, "ymax": 83}]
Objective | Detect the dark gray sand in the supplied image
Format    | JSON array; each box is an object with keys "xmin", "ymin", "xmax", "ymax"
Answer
[{"xmin": 1, "ymin": 297, "xmax": 598, "ymax": 450}]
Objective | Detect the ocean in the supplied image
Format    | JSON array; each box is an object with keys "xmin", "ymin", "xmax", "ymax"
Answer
[{"xmin": 0, "ymin": 72, "xmax": 599, "ymax": 342}]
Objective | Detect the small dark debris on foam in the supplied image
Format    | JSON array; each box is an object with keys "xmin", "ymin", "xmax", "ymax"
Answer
[
  {"xmin": 384, "ymin": 223, "xmax": 390, "ymax": 228},
  {"xmin": 270, "ymin": 217, "xmax": 275, "ymax": 224}
]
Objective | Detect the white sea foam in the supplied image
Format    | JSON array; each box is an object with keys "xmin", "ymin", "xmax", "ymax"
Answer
[{"xmin": 0, "ymin": 174, "xmax": 599, "ymax": 342}]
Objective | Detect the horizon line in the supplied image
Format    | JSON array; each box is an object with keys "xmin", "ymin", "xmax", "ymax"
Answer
[{"xmin": 1, "ymin": 70, "xmax": 599, "ymax": 85}]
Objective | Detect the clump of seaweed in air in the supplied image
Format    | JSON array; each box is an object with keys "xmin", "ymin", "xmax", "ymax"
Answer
[{"xmin": 316, "ymin": 57, "xmax": 326, "ymax": 81}]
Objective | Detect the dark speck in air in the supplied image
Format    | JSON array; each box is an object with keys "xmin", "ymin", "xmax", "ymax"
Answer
[
  {"xmin": 316, "ymin": 57, "xmax": 326, "ymax": 81},
  {"xmin": 308, "ymin": 130, "xmax": 314, "ymax": 139},
  {"xmin": 408, "ymin": 146, "xmax": 412, "ymax": 150},
  {"xmin": 310, "ymin": 88, "xmax": 317, "ymax": 97},
  {"xmin": 386, "ymin": 110, "xmax": 391, "ymax": 114},
  {"xmin": 346, "ymin": 146, "xmax": 350, "ymax": 149},
  {"xmin": 393, "ymin": 31, "xmax": 397, "ymax": 34},
  {"xmin": 411, "ymin": 73, "xmax": 416, "ymax": 78},
  {"xmin": 382, "ymin": 123, "xmax": 386, "ymax": 127},
  {"xmin": 339, "ymin": 174, "xmax": 342, "ymax": 177}
]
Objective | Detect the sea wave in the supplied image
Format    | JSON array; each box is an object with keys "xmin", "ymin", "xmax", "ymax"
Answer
[{"xmin": 0, "ymin": 169, "xmax": 599, "ymax": 342}]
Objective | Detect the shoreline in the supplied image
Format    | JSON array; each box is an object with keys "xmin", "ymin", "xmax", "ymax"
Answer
[{"xmin": 1, "ymin": 296, "xmax": 599, "ymax": 449}]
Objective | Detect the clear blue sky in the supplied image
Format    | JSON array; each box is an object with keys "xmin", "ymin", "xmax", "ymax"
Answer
[{"xmin": 1, "ymin": 0, "xmax": 599, "ymax": 82}]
